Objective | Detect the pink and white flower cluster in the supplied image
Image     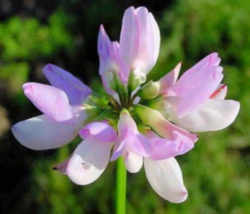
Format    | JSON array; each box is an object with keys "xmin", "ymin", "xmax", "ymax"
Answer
[{"xmin": 12, "ymin": 6, "xmax": 240, "ymax": 203}]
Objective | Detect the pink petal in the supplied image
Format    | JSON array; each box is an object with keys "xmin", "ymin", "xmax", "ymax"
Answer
[
  {"xmin": 66, "ymin": 140, "xmax": 112, "ymax": 185},
  {"xmin": 11, "ymin": 110, "xmax": 86, "ymax": 150},
  {"xmin": 144, "ymin": 157, "xmax": 188, "ymax": 203},
  {"xmin": 120, "ymin": 133, "xmax": 151, "ymax": 158},
  {"xmin": 43, "ymin": 64, "xmax": 92, "ymax": 106},
  {"xmin": 160, "ymin": 62, "xmax": 181, "ymax": 96},
  {"xmin": 117, "ymin": 110, "xmax": 152, "ymax": 157},
  {"xmin": 79, "ymin": 121, "xmax": 117, "ymax": 143},
  {"xmin": 98, "ymin": 25, "xmax": 128, "ymax": 95},
  {"xmin": 120, "ymin": 6, "xmax": 160, "ymax": 74},
  {"xmin": 23, "ymin": 82, "xmax": 73, "ymax": 121},
  {"xmin": 172, "ymin": 53, "xmax": 223, "ymax": 117},
  {"xmin": 118, "ymin": 109, "xmax": 138, "ymax": 135},
  {"xmin": 120, "ymin": 7, "xmax": 138, "ymax": 70},
  {"xmin": 146, "ymin": 131, "xmax": 195, "ymax": 160}
]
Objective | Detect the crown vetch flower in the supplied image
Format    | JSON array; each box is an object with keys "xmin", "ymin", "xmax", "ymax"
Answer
[{"xmin": 12, "ymin": 6, "xmax": 240, "ymax": 204}]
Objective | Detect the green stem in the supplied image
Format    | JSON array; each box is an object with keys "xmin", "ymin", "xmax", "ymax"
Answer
[{"xmin": 116, "ymin": 157, "xmax": 127, "ymax": 214}]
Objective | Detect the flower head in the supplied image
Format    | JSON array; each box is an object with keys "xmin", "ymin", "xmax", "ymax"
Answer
[{"xmin": 12, "ymin": 6, "xmax": 240, "ymax": 203}]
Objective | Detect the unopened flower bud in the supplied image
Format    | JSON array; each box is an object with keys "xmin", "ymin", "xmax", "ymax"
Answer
[{"xmin": 139, "ymin": 81, "xmax": 160, "ymax": 99}]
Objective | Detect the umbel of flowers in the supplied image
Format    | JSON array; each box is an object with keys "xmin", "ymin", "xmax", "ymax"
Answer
[{"xmin": 12, "ymin": 6, "xmax": 240, "ymax": 203}]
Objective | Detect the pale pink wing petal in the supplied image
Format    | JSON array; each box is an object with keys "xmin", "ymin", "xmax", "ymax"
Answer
[
  {"xmin": 160, "ymin": 62, "xmax": 181, "ymax": 95},
  {"xmin": 118, "ymin": 110, "xmax": 152, "ymax": 157},
  {"xmin": 210, "ymin": 84, "xmax": 227, "ymax": 100},
  {"xmin": 174, "ymin": 99, "xmax": 240, "ymax": 132},
  {"xmin": 144, "ymin": 157, "xmax": 188, "ymax": 203},
  {"xmin": 125, "ymin": 151, "xmax": 143, "ymax": 173},
  {"xmin": 23, "ymin": 82, "xmax": 73, "ymax": 121},
  {"xmin": 11, "ymin": 111, "xmax": 86, "ymax": 150},
  {"xmin": 79, "ymin": 121, "xmax": 117, "ymax": 143},
  {"xmin": 146, "ymin": 131, "xmax": 195, "ymax": 160},
  {"xmin": 66, "ymin": 140, "xmax": 112, "ymax": 185},
  {"xmin": 43, "ymin": 64, "xmax": 92, "ymax": 106},
  {"xmin": 172, "ymin": 53, "xmax": 223, "ymax": 117}
]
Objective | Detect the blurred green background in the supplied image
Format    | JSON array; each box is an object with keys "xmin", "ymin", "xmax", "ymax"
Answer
[{"xmin": 0, "ymin": 0, "xmax": 249, "ymax": 213}]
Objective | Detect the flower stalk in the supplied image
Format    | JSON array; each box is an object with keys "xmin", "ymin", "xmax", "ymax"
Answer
[{"xmin": 116, "ymin": 157, "xmax": 127, "ymax": 214}]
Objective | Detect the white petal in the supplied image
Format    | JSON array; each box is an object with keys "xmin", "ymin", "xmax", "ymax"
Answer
[
  {"xmin": 11, "ymin": 109, "xmax": 86, "ymax": 150},
  {"xmin": 144, "ymin": 158, "xmax": 188, "ymax": 203},
  {"xmin": 175, "ymin": 99, "xmax": 240, "ymax": 132},
  {"xmin": 125, "ymin": 152, "xmax": 143, "ymax": 173},
  {"xmin": 66, "ymin": 140, "xmax": 112, "ymax": 185}
]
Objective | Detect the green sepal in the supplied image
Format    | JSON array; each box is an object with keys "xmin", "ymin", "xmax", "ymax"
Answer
[
  {"xmin": 112, "ymin": 72, "xmax": 128, "ymax": 107},
  {"xmin": 83, "ymin": 104, "xmax": 119, "ymax": 125}
]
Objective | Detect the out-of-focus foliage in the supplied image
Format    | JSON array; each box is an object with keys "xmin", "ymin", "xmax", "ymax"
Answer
[
  {"xmin": 0, "ymin": 0, "xmax": 250, "ymax": 214},
  {"xmin": 0, "ymin": 12, "xmax": 73, "ymax": 60},
  {"xmin": 0, "ymin": 11, "xmax": 73, "ymax": 99}
]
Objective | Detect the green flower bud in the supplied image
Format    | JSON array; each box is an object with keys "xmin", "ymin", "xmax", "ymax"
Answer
[
  {"xmin": 139, "ymin": 81, "xmax": 160, "ymax": 99},
  {"xmin": 134, "ymin": 104, "xmax": 171, "ymax": 138}
]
